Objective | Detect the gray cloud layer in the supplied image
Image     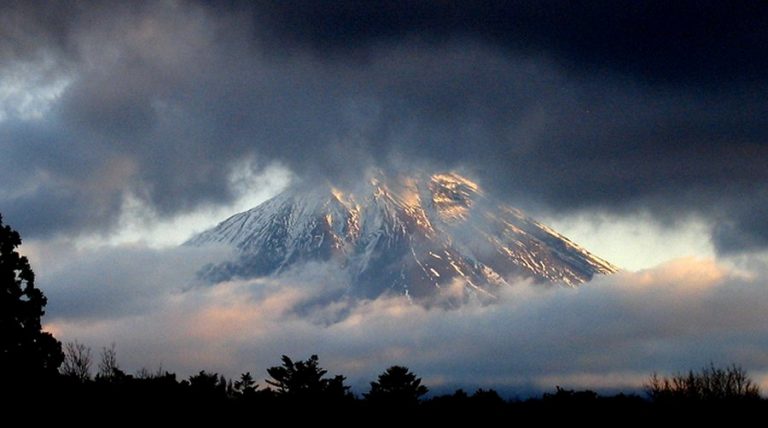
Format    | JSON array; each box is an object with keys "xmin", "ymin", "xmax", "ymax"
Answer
[
  {"xmin": 1, "ymin": 1, "xmax": 767, "ymax": 253},
  {"xmin": 37, "ymin": 241, "xmax": 768, "ymax": 394}
]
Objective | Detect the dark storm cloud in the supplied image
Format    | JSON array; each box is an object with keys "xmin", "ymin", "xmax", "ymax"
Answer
[
  {"xmin": 243, "ymin": 0, "xmax": 768, "ymax": 253},
  {"xmin": 1, "ymin": 1, "xmax": 767, "ymax": 253},
  {"xmin": 0, "ymin": 1, "xmax": 81, "ymax": 64},
  {"xmin": 249, "ymin": 0, "xmax": 768, "ymax": 85},
  {"xmin": 712, "ymin": 191, "xmax": 768, "ymax": 254}
]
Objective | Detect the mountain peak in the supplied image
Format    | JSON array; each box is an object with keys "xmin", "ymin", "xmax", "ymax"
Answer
[{"xmin": 187, "ymin": 172, "xmax": 617, "ymax": 303}]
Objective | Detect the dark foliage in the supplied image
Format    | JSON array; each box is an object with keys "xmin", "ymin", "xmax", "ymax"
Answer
[
  {"xmin": 266, "ymin": 354, "xmax": 352, "ymax": 405},
  {"xmin": 6, "ymin": 348, "xmax": 768, "ymax": 421},
  {"xmin": 61, "ymin": 340, "xmax": 92, "ymax": 382},
  {"xmin": 95, "ymin": 343, "xmax": 128, "ymax": 383},
  {"xmin": 365, "ymin": 365, "xmax": 428, "ymax": 407},
  {"xmin": 0, "ymin": 214, "xmax": 63, "ymax": 386},
  {"xmin": 189, "ymin": 370, "xmax": 229, "ymax": 399},
  {"xmin": 233, "ymin": 371, "xmax": 258, "ymax": 399},
  {"xmin": 647, "ymin": 363, "xmax": 761, "ymax": 402}
]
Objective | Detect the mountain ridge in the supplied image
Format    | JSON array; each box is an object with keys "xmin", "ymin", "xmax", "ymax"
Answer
[{"xmin": 187, "ymin": 172, "xmax": 617, "ymax": 302}]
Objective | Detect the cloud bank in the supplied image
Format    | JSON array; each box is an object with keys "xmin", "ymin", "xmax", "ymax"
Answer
[
  {"xmin": 37, "ymin": 242, "xmax": 768, "ymax": 395},
  {"xmin": 1, "ymin": 1, "xmax": 767, "ymax": 254}
]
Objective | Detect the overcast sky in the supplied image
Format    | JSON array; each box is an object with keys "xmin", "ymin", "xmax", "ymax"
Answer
[{"xmin": 2, "ymin": 1, "xmax": 768, "ymax": 393}]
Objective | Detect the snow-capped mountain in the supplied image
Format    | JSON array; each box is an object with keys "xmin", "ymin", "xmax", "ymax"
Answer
[{"xmin": 187, "ymin": 172, "xmax": 617, "ymax": 302}]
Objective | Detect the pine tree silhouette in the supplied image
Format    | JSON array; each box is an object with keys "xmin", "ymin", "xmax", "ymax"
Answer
[{"xmin": 366, "ymin": 366, "xmax": 428, "ymax": 407}]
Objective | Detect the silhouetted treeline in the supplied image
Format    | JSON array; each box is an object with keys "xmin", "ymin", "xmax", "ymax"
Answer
[{"xmin": 10, "ymin": 348, "xmax": 767, "ymax": 423}]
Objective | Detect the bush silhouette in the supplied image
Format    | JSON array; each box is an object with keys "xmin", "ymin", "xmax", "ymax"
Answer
[
  {"xmin": 646, "ymin": 363, "xmax": 761, "ymax": 402},
  {"xmin": 470, "ymin": 388, "xmax": 505, "ymax": 407},
  {"xmin": 188, "ymin": 370, "xmax": 228, "ymax": 401},
  {"xmin": 95, "ymin": 343, "xmax": 128, "ymax": 384},
  {"xmin": 61, "ymin": 340, "xmax": 93, "ymax": 382},
  {"xmin": 0, "ymin": 214, "xmax": 63, "ymax": 385}
]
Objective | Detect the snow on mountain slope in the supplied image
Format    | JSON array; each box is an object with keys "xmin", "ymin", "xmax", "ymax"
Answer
[{"xmin": 187, "ymin": 172, "xmax": 617, "ymax": 302}]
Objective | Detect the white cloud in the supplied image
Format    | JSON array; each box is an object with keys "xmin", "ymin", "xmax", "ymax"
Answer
[
  {"xmin": 39, "ymin": 248, "xmax": 768, "ymax": 396},
  {"xmin": 542, "ymin": 212, "xmax": 715, "ymax": 271},
  {"xmin": 0, "ymin": 57, "xmax": 71, "ymax": 122}
]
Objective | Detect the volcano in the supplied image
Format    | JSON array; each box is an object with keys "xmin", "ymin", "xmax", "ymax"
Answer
[{"xmin": 187, "ymin": 172, "xmax": 617, "ymax": 302}]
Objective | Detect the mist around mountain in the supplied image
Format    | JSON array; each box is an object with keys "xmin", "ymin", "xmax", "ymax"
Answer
[{"xmin": 188, "ymin": 172, "xmax": 616, "ymax": 304}]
